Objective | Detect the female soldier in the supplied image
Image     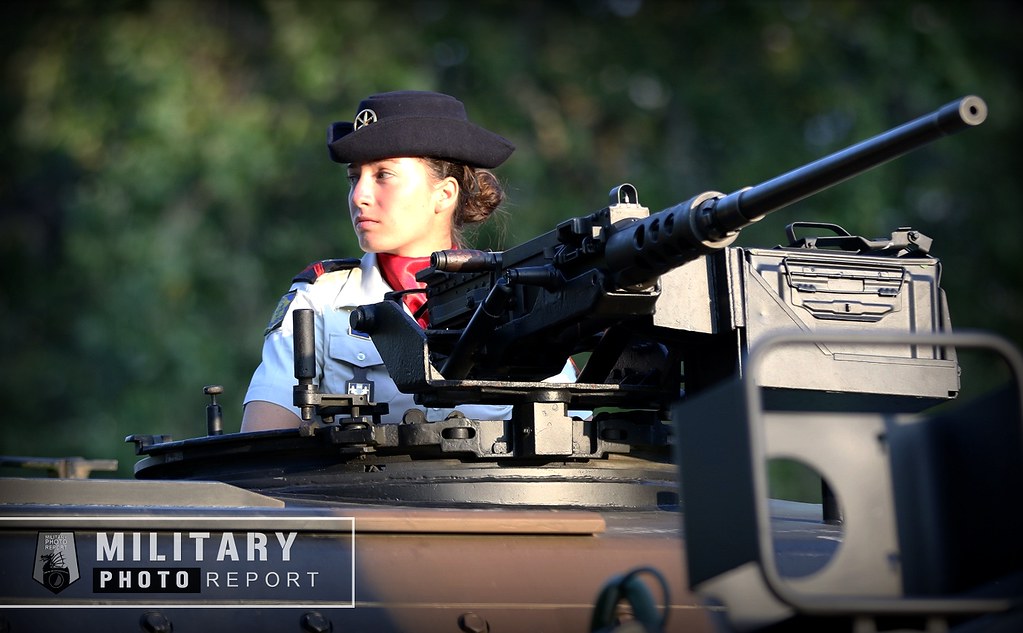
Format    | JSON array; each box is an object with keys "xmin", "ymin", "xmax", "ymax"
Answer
[{"xmin": 241, "ymin": 91, "xmax": 520, "ymax": 431}]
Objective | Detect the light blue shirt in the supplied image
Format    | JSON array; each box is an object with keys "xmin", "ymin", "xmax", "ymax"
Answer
[{"xmin": 245, "ymin": 253, "xmax": 518, "ymax": 424}]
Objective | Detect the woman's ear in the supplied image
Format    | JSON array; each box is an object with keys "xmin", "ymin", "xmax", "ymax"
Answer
[{"xmin": 433, "ymin": 177, "xmax": 459, "ymax": 215}]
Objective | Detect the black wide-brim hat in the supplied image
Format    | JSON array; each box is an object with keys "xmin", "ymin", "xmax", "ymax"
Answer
[{"xmin": 327, "ymin": 91, "xmax": 515, "ymax": 168}]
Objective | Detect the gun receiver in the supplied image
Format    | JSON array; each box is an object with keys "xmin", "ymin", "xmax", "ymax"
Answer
[{"xmin": 351, "ymin": 96, "xmax": 985, "ymax": 410}]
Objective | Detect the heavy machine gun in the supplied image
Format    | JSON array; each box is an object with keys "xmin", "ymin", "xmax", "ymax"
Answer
[{"xmin": 349, "ymin": 96, "xmax": 986, "ymax": 417}]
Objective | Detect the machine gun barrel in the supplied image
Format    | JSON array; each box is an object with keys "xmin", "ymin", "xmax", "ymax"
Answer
[{"xmin": 605, "ymin": 95, "xmax": 987, "ymax": 287}]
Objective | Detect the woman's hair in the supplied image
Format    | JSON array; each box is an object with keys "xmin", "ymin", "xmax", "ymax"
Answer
[{"xmin": 423, "ymin": 157, "xmax": 505, "ymax": 247}]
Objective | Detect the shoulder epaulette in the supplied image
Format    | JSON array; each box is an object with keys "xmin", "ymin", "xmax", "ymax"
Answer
[{"xmin": 292, "ymin": 258, "xmax": 361, "ymax": 284}]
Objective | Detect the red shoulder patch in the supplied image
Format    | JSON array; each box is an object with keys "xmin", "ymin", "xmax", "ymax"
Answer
[{"xmin": 292, "ymin": 258, "xmax": 360, "ymax": 284}]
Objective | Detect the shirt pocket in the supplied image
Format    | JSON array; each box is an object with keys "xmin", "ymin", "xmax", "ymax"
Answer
[
  {"xmin": 324, "ymin": 331, "xmax": 398, "ymax": 406},
  {"xmin": 328, "ymin": 330, "xmax": 383, "ymax": 367}
]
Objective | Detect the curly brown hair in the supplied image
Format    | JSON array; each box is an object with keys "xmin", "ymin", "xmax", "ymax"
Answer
[{"xmin": 423, "ymin": 158, "xmax": 506, "ymax": 247}]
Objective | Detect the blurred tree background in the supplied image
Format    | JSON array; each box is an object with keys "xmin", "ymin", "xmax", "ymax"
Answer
[{"xmin": 1, "ymin": 0, "xmax": 1020, "ymax": 478}]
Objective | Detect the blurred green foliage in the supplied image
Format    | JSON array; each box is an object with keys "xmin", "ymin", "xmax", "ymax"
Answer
[{"xmin": 1, "ymin": 0, "xmax": 1020, "ymax": 477}]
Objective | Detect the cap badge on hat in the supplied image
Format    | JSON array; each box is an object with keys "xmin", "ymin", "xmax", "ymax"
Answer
[{"xmin": 354, "ymin": 108, "xmax": 378, "ymax": 131}]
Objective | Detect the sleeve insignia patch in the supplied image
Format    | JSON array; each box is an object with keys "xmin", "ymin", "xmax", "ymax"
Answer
[{"xmin": 265, "ymin": 290, "xmax": 297, "ymax": 335}]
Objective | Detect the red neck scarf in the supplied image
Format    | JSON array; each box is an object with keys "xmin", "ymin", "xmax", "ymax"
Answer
[{"xmin": 377, "ymin": 253, "xmax": 432, "ymax": 328}]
